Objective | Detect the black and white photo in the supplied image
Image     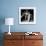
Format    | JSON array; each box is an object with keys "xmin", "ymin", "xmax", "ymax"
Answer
[{"xmin": 19, "ymin": 7, "xmax": 36, "ymax": 24}]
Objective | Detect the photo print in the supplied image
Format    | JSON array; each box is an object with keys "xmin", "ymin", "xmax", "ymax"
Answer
[{"xmin": 19, "ymin": 7, "xmax": 36, "ymax": 24}]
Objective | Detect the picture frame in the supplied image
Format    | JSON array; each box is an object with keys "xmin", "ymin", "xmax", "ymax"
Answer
[{"xmin": 19, "ymin": 7, "xmax": 36, "ymax": 24}]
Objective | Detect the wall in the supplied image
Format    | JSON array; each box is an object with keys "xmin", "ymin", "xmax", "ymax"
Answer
[{"xmin": 0, "ymin": 0, "xmax": 46, "ymax": 32}]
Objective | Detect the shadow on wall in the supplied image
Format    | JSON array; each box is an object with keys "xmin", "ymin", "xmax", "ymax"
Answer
[{"xmin": 0, "ymin": 16, "xmax": 5, "ymax": 46}]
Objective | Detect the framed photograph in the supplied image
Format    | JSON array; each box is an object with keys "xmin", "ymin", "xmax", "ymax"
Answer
[{"xmin": 19, "ymin": 7, "xmax": 36, "ymax": 24}]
